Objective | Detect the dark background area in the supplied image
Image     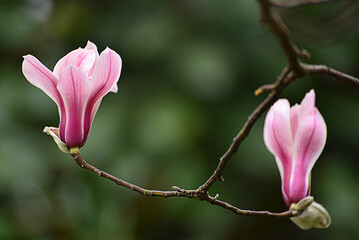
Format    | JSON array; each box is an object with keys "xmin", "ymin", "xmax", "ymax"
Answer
[{"xmin": 0, "ymin": 0, "xmax": 359, "ymax": 239}]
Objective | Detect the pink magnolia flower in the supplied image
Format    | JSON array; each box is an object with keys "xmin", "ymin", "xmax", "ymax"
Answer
[
  {"xmin": 22, "ymin": 41, "xmax": 122, "ymax": 151},
  {"xmin": 263, "ymin": 90, "xmax": 327, "ymax": 207}
]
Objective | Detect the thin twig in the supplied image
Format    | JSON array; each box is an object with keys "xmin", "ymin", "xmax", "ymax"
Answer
[
  {"xmin": 255, "ymin": 84, "xmax": 276, "ymax": 96},
  {"xmin": 269, "ymin": 0, "xmax": 339, "ymax": 8},
  {"xmin": 70, "ymin": 151, "xmax": 293, "ymax": 217},
  {"xmin": 71, "ymin": 152, "xmax": 186, "ymax": 197},
  {"xmin": 259, "ymin": 0, "xmax": 309, "ymax": 75},
  {"xmin": 198, "ymin": 69, "xmax": 294, "ymax": 192},
  {"xmin": 305, "ymin": 64, "xmax": 359, "ymax": 87}
]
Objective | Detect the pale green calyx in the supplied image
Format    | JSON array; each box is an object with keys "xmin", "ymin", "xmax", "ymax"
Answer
[
  {"xmin": 43, "ymin": 126, "xmax": 70, "ymax": 153},
  {"xmin": 290, "ymin": 197, "xmax": 331, "ymax": 230},
  {"xmin": 70, "ymin": 147, "xmax": 80, "ymax": 155}
]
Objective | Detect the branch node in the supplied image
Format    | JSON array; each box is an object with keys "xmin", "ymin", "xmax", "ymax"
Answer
[
  {"xmin": 298, "ymin": 48, "xmax": 311, "ymax": 59},
  {"xmin": 142, "ymin": 190, "xmax": 153, "ymax": 196},
  {"xmin": 172, "ymin": 186, "xmax": 182, "ymax": 192},
  {"xmin": 219, "ymin": 175, "xmax": 224, "ymax": 182},
  {"xmin": 254, "ymin": 84, "xmax": 275, "ymax": 96},
  {"xmin": 94, "ymin": 169, "xmax": 102, "ymax": 176}
]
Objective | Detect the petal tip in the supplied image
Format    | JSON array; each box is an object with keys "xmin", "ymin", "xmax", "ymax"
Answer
[
  {"xmin": 272, "ymin": 98, "xmax": 290, "ymax": 112},
  {"xmin": 22, "ymin": 54, "xmax": 35, "ymax": 61},
  {"xmin": 85, "ymin": 41, "xmax": 97, "ymax": 50},
  {"xmin": 301, "ymin": 89, "xmax": 316, "ymax": 107}
]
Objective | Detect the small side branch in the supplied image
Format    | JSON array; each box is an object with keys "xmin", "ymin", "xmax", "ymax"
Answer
[
  {"xmin": 305, "ymin": 64, "xmax": 359, "ymax": 87},
  {"xmin": 71, "ymin": 152, "xmax": 187, "ymax": 198}
]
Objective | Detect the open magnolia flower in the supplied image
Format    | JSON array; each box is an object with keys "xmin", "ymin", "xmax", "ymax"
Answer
[
  {"xmin": 22, "ymin": 41, "xmax": 122, "ymax": 152},
  {"xmin": 264, "ymin": 90, "xmax": 331, "ymax": 229}
]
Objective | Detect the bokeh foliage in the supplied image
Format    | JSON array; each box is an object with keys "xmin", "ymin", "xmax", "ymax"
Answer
[{"xmin": 0, "ymin": 0, "xmax": 359, "ymax": 239}]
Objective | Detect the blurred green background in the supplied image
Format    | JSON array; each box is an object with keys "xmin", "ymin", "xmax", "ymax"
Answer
[{"xmin": 1, "ymin": 0, "xmax": 359, "ymax": 239}]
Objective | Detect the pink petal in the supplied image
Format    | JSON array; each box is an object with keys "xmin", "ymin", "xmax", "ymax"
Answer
[
  {"xmin": 290, "ymin": 92, "xmax": 327, "ymax": 203},
  {"xmin": 57, "ymin": 66, "xmax": 90, "ymax": 147},
  {"xmin": 264, "ymin": 99, "xmax": 294, "ymax": 206},
  {"xmin": 85, "ymin": 41, "xmax": 98, "ymax": 51},
  {"xmin": 22, "ymin": 55, "xmax": 61, "ymax": 105},
  {"xmin": 53, "ymin": 46, "xmax": 97, "ymax": 78},
  {"xmin": 300, "ymin": 89, "xmax": 315, "ymax": 110},
  {"xmin": 290, "ymin": 104, "xmax": 300, "ymax": 141},
  {"xmin": 89, "ymin": 47, "xmax": 122, "ymax": 95},
  {"xmin": 85, "ymin": 41, "xmax": 99, "ymax": 77},
  {"xmin": 82, "ymin": 47, "xmax": 122, "ymax": 140}
]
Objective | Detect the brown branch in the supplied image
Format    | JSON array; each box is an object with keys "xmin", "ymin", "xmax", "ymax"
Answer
[
  {"xmin": 255, "ymin": 84, "xmax": 276, "ymax": 96},
  {"xmin": 257, "ymin": 0, "xmax": 359, "ymax": 87},
  {"xmin": 269, "ymin": 0, "xmax": 338, "ymax": 8},
  {"xmin": 64, "ymin": 0, "xmax": 359, "ymax": 220},
  {"xmin": 211, "ymin": 199, "xmax": 293, "ymax": 217},
  {"xmin": 70, "ymin": 150, "xmax": 293, "ymax": 217},
  {"xmin": 259, "ymin": 0, "xmax": 309, "ymax": 75},
  {"xmin": 305, "ymin": 64, "xmax": 359, "ymax": 87},
  {"xmin": 198, "ymin": 69, "xmax": 294, "ymax": 192},
  {"xmin": 71, "ymin": 151, "xmax": 186, "ymax": 198}
]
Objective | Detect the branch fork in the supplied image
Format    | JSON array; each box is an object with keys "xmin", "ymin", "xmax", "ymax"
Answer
[{"xmin": 54, "ymin": 0, "xmax": 359, "ymax": 220}]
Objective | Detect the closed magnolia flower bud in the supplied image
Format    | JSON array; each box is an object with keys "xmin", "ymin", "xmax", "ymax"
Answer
[
  {"xmin": 264, "ymin": 90, "xmax": 327, "ymax": 207},
  {"xmin": 290, "ymin": 197, "xmax": 331, "ymax": 230}
]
